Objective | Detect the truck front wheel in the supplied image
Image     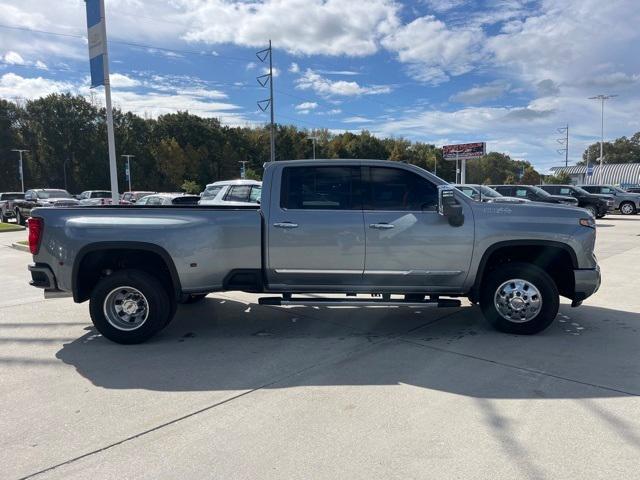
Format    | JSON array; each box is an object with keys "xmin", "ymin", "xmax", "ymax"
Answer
[
  {"xmin": 89, "ymin": 269, "xmax": 173, "ymax": 344},
  {"xmin": 480, "ymin": 263, "xmax": 559, "ymax": 335}
]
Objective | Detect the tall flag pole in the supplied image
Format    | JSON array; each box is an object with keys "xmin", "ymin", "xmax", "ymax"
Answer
[{"xmin": 85, "ymin": 0, "xmax": 119, "ymax": 202}]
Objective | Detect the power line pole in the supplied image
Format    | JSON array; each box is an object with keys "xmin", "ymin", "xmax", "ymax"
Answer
[
  {"xmin": 589, "ymin": 94, "xmax": 617, "ymax": 183},
  {"xmin": 556, "ymin": 124, "xmax": 569, "ymax": 167},
  {"xmin": 121, "ymin": 154, "xmax": 134, "ymax": 191},
  {"xmin": 11, "ymin": 149, "xmax": 28, "ymax": 192},
  {"xmin": 256, "ymin": 40, "xmax": 275, "ymax": 163}
]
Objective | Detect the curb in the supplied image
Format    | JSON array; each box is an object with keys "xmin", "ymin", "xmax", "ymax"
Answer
[
  {"xmin": 0, "ymin": 226, "xmax": 26, "ymax": 233},
  {"xmin": 11, "ymin": 242, "xmax": 29, "ymax": 253}
]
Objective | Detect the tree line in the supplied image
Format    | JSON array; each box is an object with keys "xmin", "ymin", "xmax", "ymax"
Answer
[{"xmin": 0, "ymin": 93, "xmax": 584, "ymax": 193}]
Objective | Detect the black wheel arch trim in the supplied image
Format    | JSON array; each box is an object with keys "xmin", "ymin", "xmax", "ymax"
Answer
[
  {"xmin": 470, "ymin": 240, "xmax": 579, "ymax": 298},
  {"xmin": 72, "ymin": 241, "xmax": 182, "ymax": 303}
]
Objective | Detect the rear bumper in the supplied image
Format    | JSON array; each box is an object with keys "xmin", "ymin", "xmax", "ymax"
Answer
[
  {"xmin": 28, "ymin": 263, "xmax": 71, "ymax": 297},
  {"xmin": 572, "ymin": 266, "xmax": 601, "ymax": 305}
]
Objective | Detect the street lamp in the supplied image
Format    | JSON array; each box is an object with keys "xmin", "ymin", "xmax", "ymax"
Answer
[
  {"xmin": 588, "ymin": 94, "xmax": 617, "ymax": 183},
  {"xmin": 307, "ymin": 136, "xmax": 319, "ymax": 160},
  {"xmin": 121, "ymin": 154, "xmax": 135, "ymax": 192},
  {"xmin": 11, "ymin": 149, "xmax": 28, "ymax": 193}
]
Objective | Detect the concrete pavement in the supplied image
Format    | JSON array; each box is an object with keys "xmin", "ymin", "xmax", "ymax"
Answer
[{"xmin": 1, "ymin": 216, "xmax": 639, "ymax": 479}]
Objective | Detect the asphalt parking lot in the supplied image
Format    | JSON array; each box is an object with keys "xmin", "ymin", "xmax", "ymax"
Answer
[{"xmin": 1, "ymin": 217, "xmax": 639, "ymax": 480}]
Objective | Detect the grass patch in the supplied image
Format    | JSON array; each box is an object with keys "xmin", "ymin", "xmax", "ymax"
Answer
[
  {"xmin": 0, "ymin": 223, "xmax": 25, "ymax": 232},
  {"xmin": 17, "ymin": 240, "xmax": 28, "ymax": 245}
]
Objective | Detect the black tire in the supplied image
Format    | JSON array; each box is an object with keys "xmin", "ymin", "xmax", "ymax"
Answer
[
  {"xmin": 584, "ymin": 205, "xmax": 597, "ymax": 218},
  {"xmin": 0, "ymin": 212, "xmax": 7, "ymax": 223},
  {"xmin": 15, "ymin": 209, "xmax": 25, "ymax": 226},
  {"xmin": 180, "ymin": 293, "xmax": 207, "ymax": 304},
  {"xmin": 89, "ymin": 269, "xmax": 173, "ymax": 344},
  {"xmin": 404, "ymin": 293, "xmax": 425, "ymax": 302},
  {"xmin": 480, "ymin": 262, "xmax": 559, "ymax": 335},
  {"xmin": 619, "ymin": 201, "xmax": 636, "ymax": 215}
]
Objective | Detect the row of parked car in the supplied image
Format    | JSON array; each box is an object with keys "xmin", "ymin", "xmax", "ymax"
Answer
[
  {"xmin": 2, "ymin": 180, "xmax": 638, "ymax": 225},
  {"xmin": 0, "ymin": 180, "xmax": 263, "ymax": 225},
  {"xmin": 454, "ymin": 184, "xmax": 621, "ymax": 218}
]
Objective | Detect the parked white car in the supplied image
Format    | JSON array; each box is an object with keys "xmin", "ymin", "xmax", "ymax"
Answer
[{"xmin": 199, "ymin": 180, "xmax": 262, "ymax": 206}]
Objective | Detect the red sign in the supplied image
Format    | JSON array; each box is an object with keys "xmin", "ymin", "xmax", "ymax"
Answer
[{"xmin": 443, "ymin": 142, "xmax": 486, "ymax": 161}]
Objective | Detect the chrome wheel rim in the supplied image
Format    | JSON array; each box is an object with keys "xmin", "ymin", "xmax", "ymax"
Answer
[
  {"xmin": 494, "ymin": 278, "xmax": 542, "ymax": 323},
  {"xmin": 103, "ymin": 286, "xmax": 149, "ymax": 331},
  {"xmin": 621, "ymin": 203, "xmax": 633, "ymax": 215}
]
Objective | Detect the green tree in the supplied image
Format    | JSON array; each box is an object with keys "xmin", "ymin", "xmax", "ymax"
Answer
[{"xmin": 181, "ymin": 179, "xmax": 201, "ymax": 194}]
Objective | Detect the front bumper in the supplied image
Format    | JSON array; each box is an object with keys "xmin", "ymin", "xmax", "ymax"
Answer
[{"xmin": 572, "ymin": 266, "xmax": 601, "ymax": 306}]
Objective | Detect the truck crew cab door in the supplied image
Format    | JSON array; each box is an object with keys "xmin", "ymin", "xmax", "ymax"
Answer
[
  {"xmin": 266, "ymin": 164, "xmax": 365, "ymax": 289},
  {"xmin": 362, "ymin": 166, "xmax": 474, "ymax": 290}
]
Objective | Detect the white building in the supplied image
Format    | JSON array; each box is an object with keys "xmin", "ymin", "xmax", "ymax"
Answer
[{"xmin": 550, "ymin": 163, "xmax": 640, "ymax": 187}]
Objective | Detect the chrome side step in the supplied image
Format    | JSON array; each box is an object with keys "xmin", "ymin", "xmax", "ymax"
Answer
[{"xmin": 258, "ymin": 296, "xmax": 461, "ymax": 308}]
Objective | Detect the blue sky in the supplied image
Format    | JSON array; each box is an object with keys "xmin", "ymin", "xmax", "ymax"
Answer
[{"xmin": 1, "ymin": 0, "xmax": 639, "ymax": 172}]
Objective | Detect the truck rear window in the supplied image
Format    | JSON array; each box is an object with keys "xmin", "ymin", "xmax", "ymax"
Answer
[{"xmin": 280, "ymin": 166, "xmax": 361, "ymax": 210}]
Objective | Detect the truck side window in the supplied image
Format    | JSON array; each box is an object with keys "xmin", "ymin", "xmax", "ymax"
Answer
[
  {"xmin": 367, "ymin": 167, "xmax": 438, "ymax": 211},
  {"xmin": 280, "ymin": 166, "xmax": 361, "ymax": 210},
  {"xmin": 202, "ymin": 186, "xmax": 222, "ymax": 199},
  {"xmin": 515, "ymin": 188, "xmax": 528, "ymax": 198}
]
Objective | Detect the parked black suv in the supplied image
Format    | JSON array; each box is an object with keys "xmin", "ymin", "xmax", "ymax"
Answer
[
  {"xmin": 539, "ymin": 185, "xmax": 612, "ymax": 218},
  {"xmin": 490, "ymin": 185, "xmax": 579, "ymax": 206}
]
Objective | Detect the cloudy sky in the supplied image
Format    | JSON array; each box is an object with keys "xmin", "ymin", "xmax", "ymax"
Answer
[{"xmin": 1, "ymin": 0, "xmax": 639, "ymax": 171}]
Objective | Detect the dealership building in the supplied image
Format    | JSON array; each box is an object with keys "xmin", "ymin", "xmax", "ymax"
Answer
[{"xmin": 550, "ymin": 163, "xmax": 640, "ymax": 187}]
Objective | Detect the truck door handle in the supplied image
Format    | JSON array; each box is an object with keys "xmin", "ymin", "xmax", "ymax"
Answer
[
  {"xmin": 369, "ymin": 223, "xmax": 394, "ymax": 230},
  {"xmin": 273, "ymin": 222, "xmax": 299, "ymax": 229}
]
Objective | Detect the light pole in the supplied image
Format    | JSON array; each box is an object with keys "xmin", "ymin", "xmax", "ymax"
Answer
[
  {"xmin": 63, "ymin": 157, "xmax": 69, "ymax": 191},
  {"xmin": 239, "ymin": 160, "xmax": 248, "ymax": 179},
  {"xmin": 11, "ymin": 149, "xmax": 28, "ymax": 192},
  {"xmin": 307, "ymin": 136, "xmax": 318, "ymax": 160},
  {"xmin": 121, "ymin": 154, "xmax": 134, "ymax": 192},
  {"xmin": 589, "ymin": 94, "xmax": 617, "ymax": 183}
]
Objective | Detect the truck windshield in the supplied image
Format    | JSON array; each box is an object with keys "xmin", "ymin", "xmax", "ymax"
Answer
[{"xmin": 38, "ymin": 190, "xmax": 72, "ymax": 199}]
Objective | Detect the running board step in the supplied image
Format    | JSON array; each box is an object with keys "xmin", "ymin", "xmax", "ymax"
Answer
[{"xmin": 258, "ymin": 297, "xmax": 461, "ymax": 308}]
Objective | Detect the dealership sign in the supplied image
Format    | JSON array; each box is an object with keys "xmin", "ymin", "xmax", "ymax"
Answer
[{"xmin": 443, "ymin": 142, "xmax": 486, "ymax": 161}]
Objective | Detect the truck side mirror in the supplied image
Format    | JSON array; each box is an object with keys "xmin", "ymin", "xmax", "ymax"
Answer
[{"xmin": 438, "ymin": 186, "xmax": 464, "ymax": 227}]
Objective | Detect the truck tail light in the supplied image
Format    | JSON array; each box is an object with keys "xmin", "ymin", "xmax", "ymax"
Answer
[{"xmin": 27, "ymin": 217, "xmax": 43, "ymax": 254}]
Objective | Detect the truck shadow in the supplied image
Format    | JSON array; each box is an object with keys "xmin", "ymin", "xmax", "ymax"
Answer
[{"xmin": 55, "ymin": 297, "xmax": 640, "ymax": 399}]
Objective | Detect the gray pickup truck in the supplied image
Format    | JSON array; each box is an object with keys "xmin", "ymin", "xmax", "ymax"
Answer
[{"xmin": 27, "ymin": 159, "xmax": 601, "ymax": 344}]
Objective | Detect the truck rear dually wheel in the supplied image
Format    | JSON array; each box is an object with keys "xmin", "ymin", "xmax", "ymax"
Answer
[
  {"xmin": 89, "ymin": 269, "xmax": 173, "ymax": 344},
  {"xmin": 480, "ymin": 262, "xmax": 558, "ymax": 335}
]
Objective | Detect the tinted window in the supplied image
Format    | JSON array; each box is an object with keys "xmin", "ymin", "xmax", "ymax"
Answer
[
  {"xmin": 93, "ymin": 191, "xmax": 111, "ymax": 198},
  {"xmin": 39, "ymin": 190, "xmax": 72, "ymax": 199},
  {"xmin": 280, "ymin": 166, "xmax": 361, "ymax": 210},
  {"xmin": 601, "ymin": 187, "xmax": 615, "ymax": 194},
  {"xmin": 493, "ymin": 186, "xmax": 511, "ymax": 196},
  {"xmin": 146, "ymin": 196, "xmax": 162, "ymax": 206},
  {"xmin": 1, "ymin": 193, "xmax": 24, "ymax": 200},
  {"xmin": 202, "ymin": 186, "xmax": 223, "ymax": 198},
  {"xmin": 226, "ymin": 185, "xmax": 251, "ymax": 202},
  {"xmin": 581, "ymin": 186, "xmax": 596, "ymax": 193},
  {"xmin": 559, "ymin": 187, "xmax": 573, "ymax": 195},
  {"xmin": 368, "ymin": 167, "xmax": 438, "ymax": 211},
  {"xmin": 514, "ymin": 188, "xmax": 529, "ymax": 198}
]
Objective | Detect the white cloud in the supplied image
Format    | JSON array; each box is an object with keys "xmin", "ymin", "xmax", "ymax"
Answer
[
  {"xmin": 0, "ymin": 72, "xmax": 76, "ymax": 99},
  {"xmin": 296, "ymin": 69, "xmax": 391, "ymax": 96},
  {"xmin": 261, "ymin": 66, "xmax": 280, "ymax": 78},
  {"xmin": 182, "ymin": 0, "xmax": 400, "ymax": 56},
  {"xmin": 449, "ymin": 81, "xmax": 509, "ymax": 104},
  {"xmin": 382, "ymin": 15, "xmax": 484, "ymax": 84},
  {"xmin": 246, "ymin": 62, "xmax": 257, "ymax": 70},
  {"xmin": 0, "ymin": 72, "xmax": 248, "ymax": 125},
  {"xmin": 110, "ymin": 73, "xmax": 140, "ymax": 88},
  {"xmin": 3, "ymin": 51, "xmax": 25, "ymax": 65},
  {"xmin": 289, "ymin": 62, "xmax": 300, "ymax": 73},
  {"xmin": 342, "ymin": 116, "xmax": 373, "ymax": 124},
  {"xmin": 295, "ymin": 102, "xmax": 318, "ymax": 111}
]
